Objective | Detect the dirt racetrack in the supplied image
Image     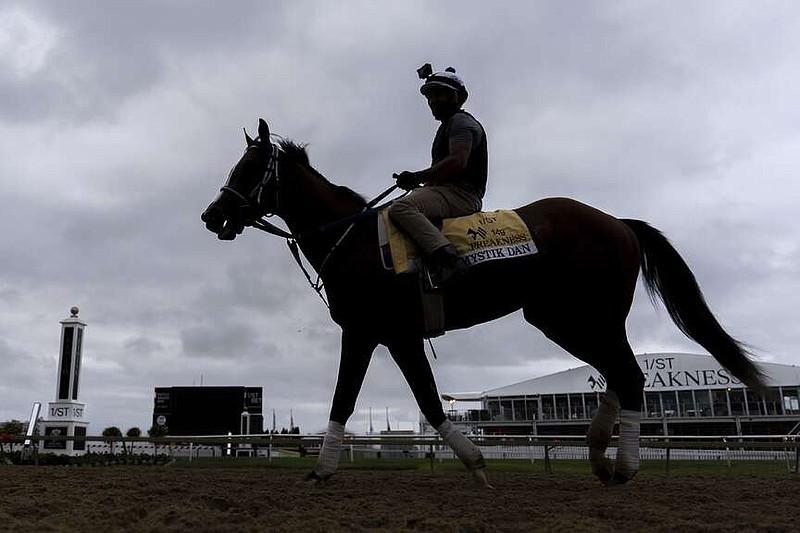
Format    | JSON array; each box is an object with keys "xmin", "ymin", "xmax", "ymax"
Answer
[{"xmin": 2, "ymin": 466, "xmax": 800, "ymax": 532}]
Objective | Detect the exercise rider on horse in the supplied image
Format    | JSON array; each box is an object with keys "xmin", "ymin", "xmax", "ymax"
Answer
[{"xmin": 389, "ymin": 66, "xmax": 487, "ymax": 285}]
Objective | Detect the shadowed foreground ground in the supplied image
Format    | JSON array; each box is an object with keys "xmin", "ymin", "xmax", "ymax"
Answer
[{"xmin": 2, "ymin": 466, "xmax": 800, "ymax": 532}]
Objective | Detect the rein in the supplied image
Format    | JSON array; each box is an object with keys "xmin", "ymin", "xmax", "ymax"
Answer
[{"xmin": 242, "ymin": 178, "xmax": 406, "ymax": 309}]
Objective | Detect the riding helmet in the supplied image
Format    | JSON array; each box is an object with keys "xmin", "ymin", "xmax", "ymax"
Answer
[{"xmin": 420, "ymin": 67, "xmax": 468, "ymax": 103}]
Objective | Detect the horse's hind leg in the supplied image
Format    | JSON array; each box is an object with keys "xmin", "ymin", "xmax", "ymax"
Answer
[
  {"xmin": 605, "ymin": 348, "xmax": 644, "ymax": 484},
  {"xmin": 586, "ymin": 389, "xmax": 619, "ymax": 484},
  {"xmin": 584, "ymin": 337, "xmax": 644, "ymax": 485},
  {"xmin": 526, "ymin": 309, "xmax": 643, "ymax": 485}
]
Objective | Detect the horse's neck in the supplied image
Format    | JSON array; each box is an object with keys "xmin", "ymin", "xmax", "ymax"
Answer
[{"xmin": 279, "ymin": 164, "xmax": 364, "ymax": 270}]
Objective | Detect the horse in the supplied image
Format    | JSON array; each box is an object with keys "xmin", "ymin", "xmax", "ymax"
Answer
[{"xmin": 201, "ymin": 118, "xmax": 766, "ymax": 487}]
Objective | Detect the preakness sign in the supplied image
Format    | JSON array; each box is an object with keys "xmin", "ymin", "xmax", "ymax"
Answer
[
  {"xmin": 640, "ymin": 354, "xmax": 742, "ymax": 390},
  {"xmin": 453, "ymin": 353, "xmax": 799, "ymax": 399}
]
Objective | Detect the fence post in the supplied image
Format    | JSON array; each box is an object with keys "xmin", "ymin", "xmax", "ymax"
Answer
[
  {"xmin": 724, "ymin": 437, "xmax": 731, "ymax": 468},
  {"xmin": 429, "ymin": 444, "xmax": 434, "ymax": 473},
  {"xmin": 529, "ymin": 436, "xmax": 534, "ymax": 465},
  {"xmin": 665, "ymin": 441, "xmax": 671, "ymax": 475},
  {"xmin": 794, "ymin": 440, "xmax": 799, "ymax": 474},
  {"xmin": 544, "ymin": 445, "xmax": 552, "ymax": 474}
]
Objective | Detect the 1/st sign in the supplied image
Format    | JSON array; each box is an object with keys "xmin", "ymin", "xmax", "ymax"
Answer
[{"xmin": 49, "ymin": 404, "xmax": 84, "ymax": 420}]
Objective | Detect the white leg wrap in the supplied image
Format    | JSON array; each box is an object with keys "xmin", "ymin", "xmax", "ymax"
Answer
[
  {"xmin": 615, "ymin": 409, "xmax": 641, "ymax": 478},
  {"xmin": 314, "ymin": 421, "xmax": 345, "ymax": 478},
  {"xmin": 436, "ymin": 420, "xmax": 484, "ymax": 470},
  {"xmin": 586, "ymin": 391, "xmax": 619, "ymax": 452}
]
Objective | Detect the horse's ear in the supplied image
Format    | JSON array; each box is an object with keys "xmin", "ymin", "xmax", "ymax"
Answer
[
  {"xmin": 244, "ymin": 128, "xmax": 255, "ymax": 147},
  {"xmin": 258, "ymin": 118, "xmax": 270, "ymax": 142}
]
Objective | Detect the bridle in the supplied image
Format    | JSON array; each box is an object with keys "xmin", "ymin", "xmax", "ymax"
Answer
[
  {"xmin": 219, "ymin": 141, "xmax": 296, "ymax": 243},
  {"xmin": 216, "ymin": 137, "xmax": 406, "ymax": 309},
  {"xmin": 220, "ymin": 141, "xmax": 283, "ymax": 218}
]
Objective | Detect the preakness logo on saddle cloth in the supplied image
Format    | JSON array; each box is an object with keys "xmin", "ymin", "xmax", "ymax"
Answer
[{"xmin": 379, "ymin": 210, "xmax": 538, "ymax": 273}]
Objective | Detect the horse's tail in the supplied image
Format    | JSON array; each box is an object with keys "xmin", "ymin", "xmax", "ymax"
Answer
[{"xmin": 621, "ymin": 218, "xmax": 767, "ymax": 392}]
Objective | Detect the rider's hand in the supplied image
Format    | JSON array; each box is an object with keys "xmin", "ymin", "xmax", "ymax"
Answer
[{"xmin": 394, "ymin": 171, "xmax": 423, "ymax": 191}]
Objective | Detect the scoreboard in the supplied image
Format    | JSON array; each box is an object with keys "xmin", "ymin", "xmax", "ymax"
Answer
[{"xmin": 152, "ymin": 386, "xmax": 263, "ymax": 436}]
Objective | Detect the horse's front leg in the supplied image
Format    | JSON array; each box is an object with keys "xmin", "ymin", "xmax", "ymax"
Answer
[
  {"xmin": 301, "ymin": 327, "xmax": 377, "ymax": 485},
  {"xmin": 386, "ymin": 334, "xmax": 492, "ymax": 489}
]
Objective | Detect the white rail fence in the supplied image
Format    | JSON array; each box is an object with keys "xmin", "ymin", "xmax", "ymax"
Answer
[{"xmin": 4, "ymin": 434, "xmax": 798, "ymax": 472}]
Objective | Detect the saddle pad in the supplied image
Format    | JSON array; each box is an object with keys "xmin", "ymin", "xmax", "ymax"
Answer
[{"xmin": 379, "ymin": 209, "xmax": 538, "ymax": 274}]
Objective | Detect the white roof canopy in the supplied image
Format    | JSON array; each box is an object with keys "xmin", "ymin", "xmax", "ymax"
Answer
[{"xmin": 443, "ymin": 353, "xmax": 799, "ymax": 401}]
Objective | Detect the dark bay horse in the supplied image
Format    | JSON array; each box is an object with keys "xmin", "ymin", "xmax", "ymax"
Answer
[{"xmin": 201, "ymin": 118, "xmax": 765, "ymax": 486}]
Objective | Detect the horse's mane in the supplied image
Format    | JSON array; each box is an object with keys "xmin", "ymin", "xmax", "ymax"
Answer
[{"xmin": 277, "ymin": 139, "xmax": 367, "ymax": 207}]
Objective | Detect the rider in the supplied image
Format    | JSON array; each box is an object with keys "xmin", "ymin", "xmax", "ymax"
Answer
[{"xmin": 389, "ymin": 65, "xmax": 488, "ymax": 285}]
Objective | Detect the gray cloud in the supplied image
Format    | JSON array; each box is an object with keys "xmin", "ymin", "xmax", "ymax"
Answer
[{"xmin": 2, "ymin": 1, "xmax": 799, "ymax": 434}]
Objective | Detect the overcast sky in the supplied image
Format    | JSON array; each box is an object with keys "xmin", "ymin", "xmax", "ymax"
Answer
[{"xmin": 1, "ymin": 1, "xmax": 798, "ymax": 435}]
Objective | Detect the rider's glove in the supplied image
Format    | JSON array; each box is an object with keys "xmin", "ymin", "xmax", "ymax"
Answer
[{"xmin": 394, "ymin": 171, "xmax": 423, "ymax": 191}]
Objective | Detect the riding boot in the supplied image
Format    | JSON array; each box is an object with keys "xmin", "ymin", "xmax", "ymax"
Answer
[{"xmin": 428, "ymin": 244, "xmax": 466, "ymax": 287}]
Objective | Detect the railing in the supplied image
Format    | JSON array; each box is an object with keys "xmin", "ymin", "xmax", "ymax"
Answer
[
  {"xmin": 5, "ymin": 433, "xmax": 798, "ymax": 473},
  {"xmin": 443, "ymin": 407, "xmax": 800, "ymax": 423}
]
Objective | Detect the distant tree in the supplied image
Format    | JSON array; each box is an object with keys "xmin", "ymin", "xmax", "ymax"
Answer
[
  {"xmin": 0, "ymin": 420, "xmax": 24, "ymax": 455},
  {"xmin": 290, "ymin": 426, "xmax": 300, "ymax": 434},
  {"xmin": 102, "ymin": 426, "xmax": 123, "ymax": 454},
  {"xmin": 147, "ymin": 424, "xmax": 168, "ymax": 455},
  {"xmin": 126, "ymin": 427, "xmax": 142, "ymax": 454}
]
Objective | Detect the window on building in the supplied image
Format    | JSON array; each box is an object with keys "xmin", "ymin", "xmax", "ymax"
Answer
[
  {"xmin": 525, "ymin": 398, "xmax": 539, "ymax": 420},
  {"xmin": 500, "ymin": 399, "xmax": 513, "ymax": 421},
  {"xmin": 554, "ymin": 394, "xmax": 569, "ymax": 420},
  {"xmin": 584, "ymin": 393, "xmax": 599, "ymax": 418},
  {"xmin": 568, "ymin": 394, "xmax": 584, "ymax": 419},
  {"xmin": 661, "ymin": 391, "xmax": 678, "ymax": 417},
  {"xmin": 645, "ymin": 392, "xmax": 661, "ymax": 417},
  {"xmin": 695, "ymin": 389, "xmax": 712, "ymax": 416},
  {"xmin": 541, "ymin": 395, "xmax": 555, "ymax": 420},
  {"xmin": 487, "ymin": 399, "xmax": 500, "ymax": 420},
  {"xmin": 745, "ymin": 390, "xmax": 763, "ymax": 415},
  {"xmin": 728, "ymin": 388, "xmax": 746, "ymax": 416},
  {"xmin": 711, "ymin": 389, "xmax": 729, "ymax": 416},
  {"xmin": 512, "ymin": 398, "xmax": 526, "ymax": 421},
  {"xmin": 784, "ymin": 389, "xmax": 800, "ymax": 414},
  {"xmin": 763, "ymin": 388, "xmax": 782, "ymax": 415},
  {"xmin": 677, "ymin": 390, "xmax": 695, "ymax": 417}
]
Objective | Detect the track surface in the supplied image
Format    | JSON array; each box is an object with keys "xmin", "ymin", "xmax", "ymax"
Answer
[{"xmin": 3, "ymin": 467, "xmax": 799, "ymax": 532}]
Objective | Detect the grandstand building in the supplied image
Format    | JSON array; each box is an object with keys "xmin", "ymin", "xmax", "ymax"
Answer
[{"xmin": 429, "ymin": 353, "xmax": 800, "ymax": 437}]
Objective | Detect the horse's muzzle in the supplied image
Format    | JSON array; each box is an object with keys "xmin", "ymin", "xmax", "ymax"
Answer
[
  {"xmin": 201, "ymin": 206, "xmax": 223, "ymax": 233},
  {"xmin": 202, "ymin": 205, "xmax": 243, "ymax": 240}
]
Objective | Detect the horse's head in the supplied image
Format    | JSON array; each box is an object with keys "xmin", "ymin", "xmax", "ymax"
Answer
[{"xmin": 201, "ymin": 118, "xmax": 281, "ymax": 240}]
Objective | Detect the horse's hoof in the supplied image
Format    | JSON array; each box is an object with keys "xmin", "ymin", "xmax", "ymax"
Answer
[
  {"xmin": 590, "ymin": 455, "xmax": 615, "ymax": 485},
  {"xmin": 296, "ymin": 470, "xmax": 326, "ymax": 487},
  {"xmin": 605, "ymin": 471, "xmax": 633, "ymax": 486},
  {"xmin": 471, "ymin": 468, "xmax": 495, "ymax": 490}
]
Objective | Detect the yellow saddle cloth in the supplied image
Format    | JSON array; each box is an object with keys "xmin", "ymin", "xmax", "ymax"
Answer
[{"xmin": 379, "ymin": 209, "xmax": 538, "ymax": 274}]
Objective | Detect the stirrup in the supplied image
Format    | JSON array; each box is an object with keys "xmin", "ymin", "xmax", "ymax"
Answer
[{"xmin": 421, "ymin": 260, "xmax": 466, "ymax": 292}]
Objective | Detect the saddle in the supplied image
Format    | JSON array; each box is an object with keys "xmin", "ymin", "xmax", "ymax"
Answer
[{"xmin": 378, "ymin": 209, "xmax": 538, "ymax": 338}]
